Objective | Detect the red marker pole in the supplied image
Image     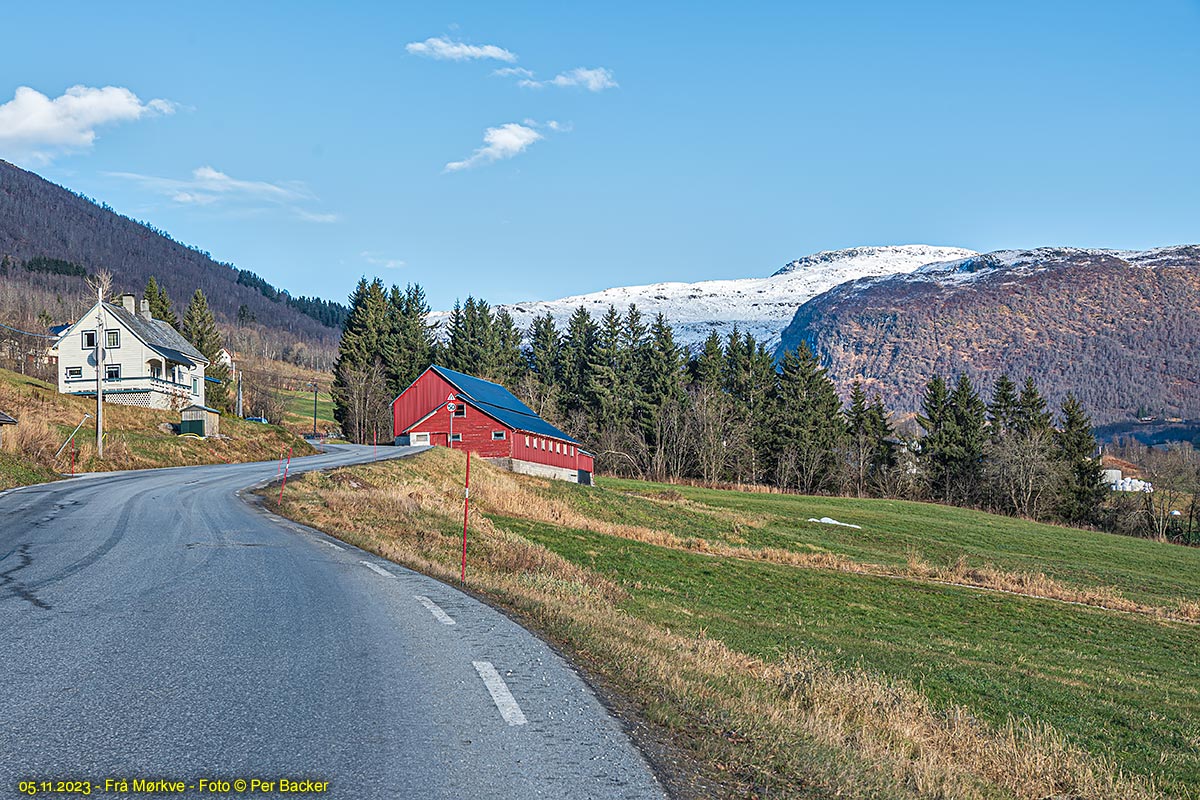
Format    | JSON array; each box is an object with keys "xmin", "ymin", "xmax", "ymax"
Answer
[
  {"xmin": 462, "ymin": 449, "xmax": 470, "ymax": 585},
  {"xmin": 278, "ymin": 446, "xmax": 292, "ymax": 505}
]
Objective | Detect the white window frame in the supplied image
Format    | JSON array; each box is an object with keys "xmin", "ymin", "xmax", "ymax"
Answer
[
  {"xmin": 105, "ymin": 364, "xmax": 121, "ymax": 380},
  {"xmin": 411, "ymin": 432, "xmax": 430, "ymax": 445},
  {"xmin": 450, "ymin": 433, "xmax": 462, "ymax": 443},
  {"xmin": 105, "ymin": 329, "xmax": 120, "ymax": 349},
  {"xmin": 192, "ymin": 378, "xmax": 199, "ymax": 395},
  {"xmin": 524, "ymin": 435, "xmax": 530, "ymax": 447},
  {"xmin": 81, "ymin": 330, "xmax": 96, "ymax": 349},
  {"xmin": 66, "ymin": 366, "xmax": 83, "ymax": 379},
  {"xmin": 453, "ymin": 405, "xmax": 466, "ymax": 418},
  {"xmin": 492, "ymin": 430, "xmax": 506, "ymax": 440}
]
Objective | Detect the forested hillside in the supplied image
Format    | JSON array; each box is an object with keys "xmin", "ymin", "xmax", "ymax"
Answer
[
  {"xmin": 777, "ymin": 246, "xmax": 1200, "ymax": 424},
  {"xmin": 0, "ymin": 159, "xmax": 346, "ymax": 363}
]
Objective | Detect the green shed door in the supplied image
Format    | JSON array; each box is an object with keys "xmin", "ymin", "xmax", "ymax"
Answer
[{"xmin": 180, "ymin": 419, "xmax": 205, "ymax": 436}]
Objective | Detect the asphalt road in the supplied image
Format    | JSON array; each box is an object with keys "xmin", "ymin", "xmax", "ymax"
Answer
[{"xmin": 0, "ymin": 445, "xmax": 665, "ymax": 800}]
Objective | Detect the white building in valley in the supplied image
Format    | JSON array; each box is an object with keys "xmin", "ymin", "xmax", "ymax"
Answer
[{"xmin": 55, "ymin": 294, "xmax": 210, "ymax": 410}]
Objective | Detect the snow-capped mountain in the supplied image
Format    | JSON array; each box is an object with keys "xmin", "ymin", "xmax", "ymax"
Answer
[
  {"xmin": 774, "ymin": 244, "xmax": 1200, "ymax": 423},
  {"xmin": 430, "ymin": 244, "xmax": 977, "ymax": 350}
]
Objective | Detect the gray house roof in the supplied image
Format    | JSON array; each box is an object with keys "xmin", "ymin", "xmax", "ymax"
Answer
[
  {"xmin": 0, "ymin": 410, "xmax": 16, "ymax": 425},
  {"xmin": 102, "ymin": 302, "xmax": 208, "ymax": 366}
]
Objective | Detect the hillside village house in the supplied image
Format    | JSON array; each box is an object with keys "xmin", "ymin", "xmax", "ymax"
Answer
[
  {"xmin": 54, "ymin": 294, "xmax": 209, "ymax": 410},
  {"xmin": 393, "ymin": 365, "xmax": 595, "ymax": 484}
]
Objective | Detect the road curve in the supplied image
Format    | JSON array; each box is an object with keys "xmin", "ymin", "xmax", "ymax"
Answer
[{"xmin": 0, "ymin": 444, "xmax": 665, "ymax": 800}]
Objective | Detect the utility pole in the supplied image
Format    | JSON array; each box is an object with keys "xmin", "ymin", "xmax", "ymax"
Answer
[
  {"xmin": 236, "ymin": 365, "xmax": 244, "ymax": 418},
  {"xmin": 92, "ymin": 278, "xmax": 108, "ymax": 459},
  {"xmin": 309, "ymin": 381, "xmax": 318, "ymax": 437}
]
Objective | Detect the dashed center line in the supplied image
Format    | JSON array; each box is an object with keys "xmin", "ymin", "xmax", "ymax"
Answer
[
  {"xmin": 473, "ymin": 661, "xmax": 528, "ymax": 726},
  {"xmin": 414, "ymin": 595, "xmax": 456, "ymax": 625},
  {"xmin": 360, "ymin": 560, "xmax": 393, "ymax": 577}
]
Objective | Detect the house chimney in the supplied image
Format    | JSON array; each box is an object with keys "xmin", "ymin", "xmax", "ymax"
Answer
[
  {"xmin": 140, "ymin": 298, "xmax": 153, "ymax": 320},
  {"xmin": 121, "ymin": 294, "xmax": 137, "ymax": 314}
]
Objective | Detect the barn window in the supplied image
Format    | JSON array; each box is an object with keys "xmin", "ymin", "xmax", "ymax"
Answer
[
  {"xmin": 450, "ymin": 433, "xmax": 462, "ymax": 442},
  {"xmin": 524, "ymin": 435, "xmax": 530, "ymax": 447},
  {"xmin": 492, "ymin": 431, "xmax": 506, "ymax": 440},
  {"xmin": 453, "ymin": 405, "xmax": 466, "ymax": 418},
  {"xmin": 66, "ymin": 366, "xmax": 83, "ymax": 379},
  {"xmin": 569, "ymin": 446, "xmax": 575, "ymax": 456},
  {"xmin": 81, "ymin": 330, "xmax": 96, "ymax": 349}
]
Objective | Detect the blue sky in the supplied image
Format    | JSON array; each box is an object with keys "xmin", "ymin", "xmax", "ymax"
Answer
[{"xmin": 1, "ymin": 1, "xmax": 1197, "ymax": 310}]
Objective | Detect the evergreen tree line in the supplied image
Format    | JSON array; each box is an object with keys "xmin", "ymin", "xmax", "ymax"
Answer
[{"xmin": 329, "ymin": 280, "xmax": 1113, "ymax": 528}]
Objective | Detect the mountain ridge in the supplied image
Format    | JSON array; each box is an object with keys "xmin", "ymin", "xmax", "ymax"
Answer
[
  {"xmin": 776, "ymin": 245, "xmax": 1200, "ymax": 424},
  {"xmin": 430, "ymin": 244, "xmax": 977, "ymax": 349}
]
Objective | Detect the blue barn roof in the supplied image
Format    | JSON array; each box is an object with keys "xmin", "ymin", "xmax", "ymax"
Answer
[{"xmin": 430, "ymin": 365, "xmax": 578, "ymax": 444}]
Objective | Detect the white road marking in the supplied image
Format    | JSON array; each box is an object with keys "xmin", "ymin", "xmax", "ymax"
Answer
[
  {"xmin": 472, "ymin": 661, "xmax": 528, "ymax": 726},
  {"xmin": 360, "ymin": 560, "xmax": 392, "ymax": 577},
  {"xmin": 323, "ymin": 541, "xmax": 344, "ymax": 551},
  {"xmin": 414, "ymin": 595, "xmax": 456, "ymax": 625}
]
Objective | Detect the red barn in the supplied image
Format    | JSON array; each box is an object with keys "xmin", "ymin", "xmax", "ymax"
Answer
[{"xmin": 393, "ymin": 365, "xmax": 594, "ymax": 485}]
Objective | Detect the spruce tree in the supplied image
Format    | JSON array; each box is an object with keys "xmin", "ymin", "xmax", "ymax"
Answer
[
  {"xmin": 560, "ymin": 306, "xmax": 598, "ymax": 414},
  {"xmin": 1056, "ymin": 394, "xmax": 1107, "ymax": 524},
  {"xmin": 918, "ymin": 375, "xmax": 955, "ymax": 500},
  {"xmin": 528, "ymin": 313, "xmax": 561, "ymax": 387},
  {"xmin": 383, "ymin": 283, "xmax": 434, "ymax": 397},
  {"xmin": 693, "ymin": 331, "xmax": 725, "ymax": 392},
  {"xmin": 772, "ymin": 344, "xmax": 846, "ymax": 494},
  {"xmin": 988, "ymin": 374, "xmax": 1020, "ymax": 441},
  {"xmin": 948, "ymin": 373, "xmax": 988, "ymax": 505},
  {"xmin": 181, "ymin": 289, "xmax": 229, "ymax": 411},
  {"xmin": 492, "ymin": 309, "xmax": 525, "ymax": 388},
  {"xmin": 144, "ymin": 276, "xmax": 179, "ymax": 330},
  {"xmin": 332, "ymin": 278, "xmax": 390, "ymax": 441},
  {"xmin": 1016, "ymin": 377, "xmax": 1052, "ymax": 434},
  {"xmin": 587, "ymin": 306, "xmax": 628, "ymax": 431}
]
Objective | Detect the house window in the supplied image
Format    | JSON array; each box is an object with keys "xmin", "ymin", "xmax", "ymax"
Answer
[
  {"xmin": 66, "ymin": 366, "xmax": 83, "ymax": 379},
  {"xmin": 81, "ymin": 330, "xmax": 96, "ymax": 349},
  {"xmin": 105, "ymin": 364, "xmax": 121, "ymax": 380},
  {"xmin": 192, "ymin": 378, "xmax": 199, "ymax": 394},
  {"xmin": 450, "ymin": 433, "xmax": 462, "ymax": 442},
  {"xmin": 453, "ymin": 405, "xmax": 466, "ymax": 418},
  {"xmin": 492, "ymin": 430, "xmax": 506, "ymax": 440},
  {"xmin": 106, "ymin": 330, "xmax": 120, "ymax": 349}
]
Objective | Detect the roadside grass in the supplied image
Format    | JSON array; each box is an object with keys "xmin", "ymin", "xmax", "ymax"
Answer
[
  {"xmin": 266, "ymin": 448, "xmax": 1199, "ymax": 799},
  {"xmin": 0, "ymin": 367, "xmax": 313, "ymax": 484},
  {"xmin": 0, "ymin": 451, "xmax": 60, "ymax": 490}
]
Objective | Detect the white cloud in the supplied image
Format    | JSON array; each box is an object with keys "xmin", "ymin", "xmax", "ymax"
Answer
[
  {"xmin": 0, "ymin": 84, "xmax": 176, "ymax": 163},
  {"xmin": 444, "ymin": 123, "xmax": 544, "ymax": 172},
  {"xmin": 108, "ymin": 166, "xmax": 335, "ymax": 223},
  {"xmin": 492, "ymin": 67, "xmax": 534, "ymax": 79},
  {"xmin": 518, "ymin": 67, "xmax": 617, "ymax": 92},
  {"xmin": 361, "ymin": 251, "xmax": 405, "ymax": 269},
  {"xmin": 406, "ymin": 36, "xmax": 517, "ymax": 62}
]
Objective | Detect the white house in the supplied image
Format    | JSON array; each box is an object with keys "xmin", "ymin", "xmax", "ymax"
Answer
[{"xmin": 55, "ymin": 294, "xmax": 210, "ymax": 410}]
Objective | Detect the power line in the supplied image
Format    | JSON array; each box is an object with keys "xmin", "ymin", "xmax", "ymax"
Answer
[{"xmin": 0, "ymin": 319, "xmax": 59, "ymax": 339}]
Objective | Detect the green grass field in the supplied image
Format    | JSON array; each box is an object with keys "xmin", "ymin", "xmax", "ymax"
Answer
[{"xmin": 272, "ymin": 451, "xmax": 1200, "ymax": 798}]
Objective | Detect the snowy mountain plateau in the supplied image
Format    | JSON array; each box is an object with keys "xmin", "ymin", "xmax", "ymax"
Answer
[{"xmin": 429, "ymin": 244, "xmax": 977, "ymax": 350}]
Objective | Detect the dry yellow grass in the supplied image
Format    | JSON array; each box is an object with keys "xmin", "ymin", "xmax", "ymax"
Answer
[
  {"xmin": 0, "ymin": 368, "xmax": 313, "ymax": 477},
  {"xmin": 267, "ymin": 449, "xmax": 1164, "ymax": 800}
]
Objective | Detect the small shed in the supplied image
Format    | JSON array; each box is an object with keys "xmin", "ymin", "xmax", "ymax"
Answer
[
  {"xmin": 0, "ymin": 410, "xmax": 16, "ymax": 447},
  {"xmin": 181, "ymin": 405, "xmax": 220, "ymax": 438}
]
